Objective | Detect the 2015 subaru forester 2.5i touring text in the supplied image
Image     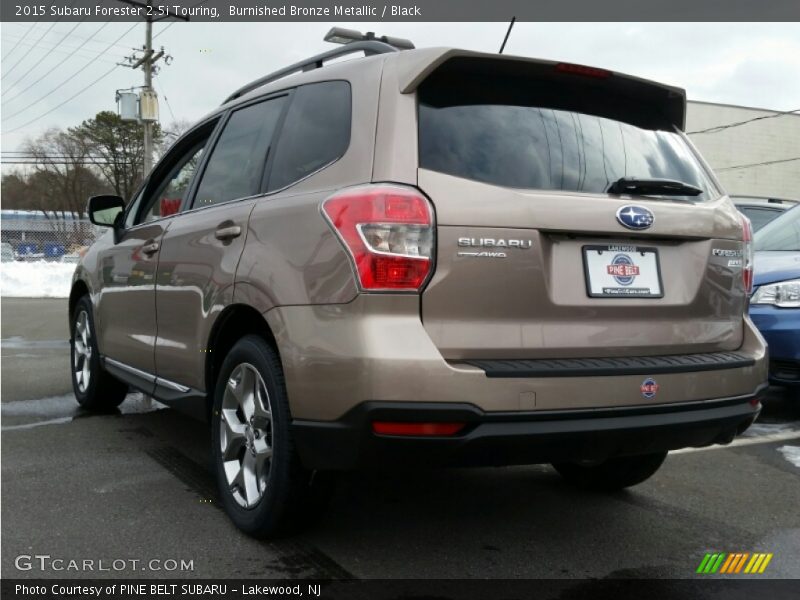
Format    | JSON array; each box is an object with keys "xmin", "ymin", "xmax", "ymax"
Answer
[{"xmin": 70, "ymin": 37, "xmax": 768, "ymax": 537}]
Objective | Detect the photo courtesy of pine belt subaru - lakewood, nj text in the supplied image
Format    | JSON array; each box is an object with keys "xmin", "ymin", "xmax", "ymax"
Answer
[{"xmin": 70, "ymin": 31, "xmax": 769, "ymax": 537}]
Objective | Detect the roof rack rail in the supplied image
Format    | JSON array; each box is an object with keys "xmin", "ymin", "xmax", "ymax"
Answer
[{"xmin": 222, "ymin": 40, "xmax": 399, "ymax": 105}]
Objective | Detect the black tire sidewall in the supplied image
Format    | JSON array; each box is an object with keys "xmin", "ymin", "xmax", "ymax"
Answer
[{"xmin": 211, "ymin": 335, "xmax": 300, "ymax": 536}]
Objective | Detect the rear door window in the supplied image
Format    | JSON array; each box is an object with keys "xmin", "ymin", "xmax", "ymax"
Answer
[
  {"xmin": 193, "ymin": 95, "xmax": 286, "ymax": 209},
  {"xmin": 418, "ymin": 81, "xmax": 718, "ymax": 202},
  {"xmin": 267, "ymin": 81, "xmax": 351, "ymax": 192}
]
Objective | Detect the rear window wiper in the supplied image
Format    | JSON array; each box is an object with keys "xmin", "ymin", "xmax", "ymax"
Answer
[{"xmin": 607, "ymin": 177, "xmax": 703, "ymax": 197}]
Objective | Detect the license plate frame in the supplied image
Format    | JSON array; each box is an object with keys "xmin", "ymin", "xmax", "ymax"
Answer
[{"xmin": 582, "ymin": 244, "xmax": 664, "ymax": 299}]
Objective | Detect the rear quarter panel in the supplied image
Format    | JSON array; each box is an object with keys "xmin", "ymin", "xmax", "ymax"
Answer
[{"xmin": 234, "ymin": 61, "xmax": 382, "ymax": 312}]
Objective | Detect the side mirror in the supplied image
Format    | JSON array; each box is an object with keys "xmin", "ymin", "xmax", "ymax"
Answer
[{"xmin": 88, "ymin": 195, "xmax": 125, "ymax": 228}]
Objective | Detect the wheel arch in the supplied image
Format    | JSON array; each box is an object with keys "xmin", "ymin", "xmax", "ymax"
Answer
[
  {"xmin": 69, "ymin": 279, "xmax": 90, "ymax": 324},
  {"xmin": 205, "ymin": 303, "xmax": 280, "ymax": 416}
]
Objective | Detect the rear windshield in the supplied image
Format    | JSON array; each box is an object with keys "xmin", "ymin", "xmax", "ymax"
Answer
[{"xmin": 418, "ymin": 89, "xmax": 718, "ymax": 202}]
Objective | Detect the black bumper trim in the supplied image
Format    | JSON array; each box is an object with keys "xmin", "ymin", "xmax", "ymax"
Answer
[
  {"xmin": 464, "ymin": 351, "xmax": 755, "ymax": 378},
  {"xmin": 292, "ymin": 386, "xmax": 766, "ymax": 471}
]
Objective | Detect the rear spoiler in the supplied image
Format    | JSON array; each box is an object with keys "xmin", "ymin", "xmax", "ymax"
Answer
[{"xmin": 392, "ymin": 48, "xmax": 687, "ymax": 131}]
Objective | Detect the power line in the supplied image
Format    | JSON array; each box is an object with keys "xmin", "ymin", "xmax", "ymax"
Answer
[
  {"xmin": 3, "ymin": 22, "xmax": 39, "ymax": 61},
  {"xmin": 2, "ymin": 20, "xmax": 87, "ymax": 97},
  {"xmin": 2, "ymin": 20, "xmax": 61, "ymax": 80},
  {"xmin": 5, "ymin": 21, "xmax": 135, "ymax": 50},
  {"xmin": 2, "ymin": 153, "xmax": 114, "ymax": 158},
  {"xmin": 688, "ymin": 108, "xmax": 800, "ymax": 134},
  {"xmin": 153, "ymin": 21, "xmax": 176, "ymax": 40},
  {"xmin": 716, "ymin": 156, "xmax": 800, "ymax": 171},
  {"xmin": 2, "ymin": 22, "xmax": 140, "ymax": 124},
  {"xmin": 2, "ymin": 63, "xmax": 124, "ymax": 135},
  {"xmin": 4, "ymin": 22, "xmax": 113, "ymax": 104},
  {"xmin": 153, "ymin": 74, "xmax": 176, "ymax": 122},
  {"xmin": 2, "ymin": 158, "xmax": 128, "ymax": 164},
  {"xmin": 2, "ymin": 30, "xmax": 127, "ymax": 63}
]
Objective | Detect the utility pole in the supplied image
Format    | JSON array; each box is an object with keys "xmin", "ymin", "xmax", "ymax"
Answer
[
  {"xmin": 143, "ymin": 13, "xmax": 154, "ymax": 175},
  {"xmin": 138, "ymin": 9, "xmax": 156, "ymax": 176},
  {"xmin": 117, "ymin": 0, "xmax": 186, "ymax": 177}
]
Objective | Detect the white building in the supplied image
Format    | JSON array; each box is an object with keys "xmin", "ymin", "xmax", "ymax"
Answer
[{"xmin": 686, "ymin": 101, "xmax": 800, "ymax": 200}]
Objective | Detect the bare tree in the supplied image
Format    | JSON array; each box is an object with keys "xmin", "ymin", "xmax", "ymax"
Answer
[
  {"xmin": 12, "ymin": 130, "xmax": 110, "ymax": 246},
  {"xmin": 22, "ymin": 129, "xmax": 109, "ymax": 221},
  {"xmin": 158, "ymin": 119, "xmax": 193, "ymax": 158}
]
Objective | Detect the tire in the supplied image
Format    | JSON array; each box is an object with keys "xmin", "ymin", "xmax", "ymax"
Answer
[
  {"xmin": 70, "ymin": 295, "xmax": 128, "ymax": 410},
  {"xmin": 552, "ymin": 451, "xmax": 668, "ymax": 491},
  {"xmin": 211, "ymin": 335, "xmax": 332, "ymax": 538}
]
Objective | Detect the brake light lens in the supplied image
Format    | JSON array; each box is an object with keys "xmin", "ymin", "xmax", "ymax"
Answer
[
  {"xmin": 372, "ymin": 422, "xmax": 465, "ymax": 436},
  {"xmin": 741, "ymin": 214, "xmax": 754, "ymax": 295},
  {"xmin": 555, "ymin": 62, "xmax": 611, "ymax": 79},
  {"xmin": 322, "ymin": 185, "xmax": 434, "ymax": 291}
]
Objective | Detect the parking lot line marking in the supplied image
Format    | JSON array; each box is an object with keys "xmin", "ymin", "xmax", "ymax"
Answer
[
  {"xmin": 2, "ymin": 416, "xmax": 73, "ymax": 431},
  {"xmin": 672, "ymin": 429, "xmax": 800, "ymax": 454}
]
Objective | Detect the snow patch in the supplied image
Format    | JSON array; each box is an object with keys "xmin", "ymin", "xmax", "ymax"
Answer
[
  {"xmin": 778, "ymin": 445, "xmax": 800, "ymax": 468},
  {"xmin": 0, "ymin": 261, "xmax": 76, "ymax": 298},
  {"xmin": 742, "ymin": 422, "xmax": 799, "ymax": 437}
]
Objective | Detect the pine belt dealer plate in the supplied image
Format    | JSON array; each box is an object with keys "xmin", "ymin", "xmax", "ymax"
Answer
[{"xmin": 583, "ymin": 245, "xmax": 664, "ymax": 298}]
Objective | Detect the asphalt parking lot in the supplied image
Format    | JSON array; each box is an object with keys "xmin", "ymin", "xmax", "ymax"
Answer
[{"xmin": 2, "ymin": 297, "xmax": 799, "ymax": 582}]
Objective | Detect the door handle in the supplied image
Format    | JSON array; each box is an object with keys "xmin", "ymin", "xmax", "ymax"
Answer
[
  {"xmin": 142, "ymin": 241, "xmax": 160, "ymax": 255},
  {"xmin": 215, "ymin": 225, "xmax": 242, "ymax": 241}
]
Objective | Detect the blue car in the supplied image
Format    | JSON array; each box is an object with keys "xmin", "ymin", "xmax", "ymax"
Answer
[{"xmin": 749, "ymin": 205, "xmax": 800, "ymax": 392}]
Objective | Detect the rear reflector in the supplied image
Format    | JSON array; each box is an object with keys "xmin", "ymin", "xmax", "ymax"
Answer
[
  {"xmin": 372, "ymin": 422, "xmax": 465, "ymax": 436},
  {"xmin": 322, "ymin": 185, "xmax": 434, "ymax": 291},
  {"xmin": 555, "ymin": 62, "xmax": 611, "ymax": 79}
]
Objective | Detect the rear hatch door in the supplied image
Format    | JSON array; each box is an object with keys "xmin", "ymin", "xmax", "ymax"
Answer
[{"xmin": 415, "ymin": 56, "xmax": 747, "ymax": 360}]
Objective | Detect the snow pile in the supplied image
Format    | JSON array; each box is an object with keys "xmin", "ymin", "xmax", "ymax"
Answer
[
  {"xmin": 0, "ymin": 261, "xmax": 76, "ymax": 298},
  {"xmin": 778, "ymin": 445, "xmax": 800, "ymax": 468}
]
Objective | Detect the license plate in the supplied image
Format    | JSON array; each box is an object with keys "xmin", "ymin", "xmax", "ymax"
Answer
[{"xmin": 583, "ymin": 245, "xmax": 663, "ymax": 298}]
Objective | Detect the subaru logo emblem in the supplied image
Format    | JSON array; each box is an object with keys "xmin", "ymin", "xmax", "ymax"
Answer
[{"xmin": 616, "ymin": 205, "xmax": 654, "ymax": 230}]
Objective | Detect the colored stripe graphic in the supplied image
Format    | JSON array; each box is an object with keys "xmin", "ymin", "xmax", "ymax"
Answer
[
  {"xmin": 700, "ymin": 552, "xmax": 773, "ymax": 574},
  {"xmin": 745, "ymin": 554, "xmax": 760, "ymax": 573},
  {"xmin": 710, "ymin": 552, "xmax": 726, "ymax": 573},
  {"xmin": 759, "ymin": 554, "xmax": 773, "ymax": 573},
  {"xmin": 696, "ymin": 554, "xmax": 712, "ymax": 574},
  {"xmin": 719, "ymin": 554, "xmax": 736, "ymax": 574},
  {"xmin": 734, "ymin": 553, "xmax": 749, "ymax": 573}
]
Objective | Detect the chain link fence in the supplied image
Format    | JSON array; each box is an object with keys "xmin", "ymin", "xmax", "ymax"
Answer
[{"xmin": 1, "ymin": 211, "xmax": 100, "ymax": 263}]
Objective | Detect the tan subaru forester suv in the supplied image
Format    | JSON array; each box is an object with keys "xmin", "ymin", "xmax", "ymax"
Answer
[{"xmin": 71, "ymin": 35, "xmax": 768, "ymax": 537}]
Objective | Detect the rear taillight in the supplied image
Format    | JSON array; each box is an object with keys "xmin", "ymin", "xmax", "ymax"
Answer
[
  {"xmin": 322, "ymin": 185, "xmax": 434, "ymax": 291},
  {"xmin": 741, "ymin": 214, "xmax": 754, "ymax": 296}
]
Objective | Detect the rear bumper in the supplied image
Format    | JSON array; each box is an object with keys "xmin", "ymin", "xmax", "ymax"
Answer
[
  {"xmin": 749, "ymin": 305, "xmax": 800, "ymax": 386},
  {"xmin": 293, "ymin": 388, "xmax": 765, "ymax": 470},
  {"xmin": 265, "ymin": 296, "xmax": 769, "ymax": 420}
]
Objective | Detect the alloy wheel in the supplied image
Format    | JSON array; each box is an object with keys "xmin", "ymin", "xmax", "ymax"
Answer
[
  {"xmin": 73, "ymin": 310, "xmax": 92, "ymax": 393},
  {"xmin": 220, "ymin": 363, "xmax": 274, "ymax": 508}
]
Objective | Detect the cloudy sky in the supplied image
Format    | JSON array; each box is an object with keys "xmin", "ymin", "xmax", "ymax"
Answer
[{"xmin": 2, "ymin": 21, "xmax": 799, "ymax": 156}]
